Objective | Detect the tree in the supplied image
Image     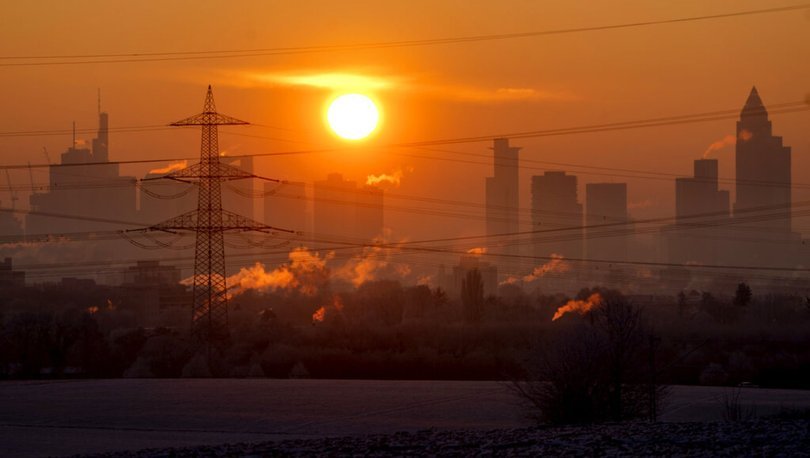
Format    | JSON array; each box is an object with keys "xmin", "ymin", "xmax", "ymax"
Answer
[
  {"xmin": 461, "ymin": 268, "xmax": 484, "ymax": 324},
  {"xmin": 733, "ymin": 282, "xmax": 752, "ymax": 307},
  {"xmin": 511, "ymin": 293, "xmax": 665, "ymax": 424}
]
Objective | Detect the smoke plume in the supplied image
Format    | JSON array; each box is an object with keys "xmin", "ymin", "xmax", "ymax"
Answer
[
  {"xmin": 224, "ymin": 247, "xmax": 331, "ymax": 297},
  {"xmin": 552, "ymin": 293, "xmax": 603, "ymax": 321},
  {"xmin": 333, "ymin": 245, "xmax": 411, "ymax": 287},
  {"xmin": 149, "ymin": 160, "xmax": 188, "ymax": 175},
  {"xmin": 702, "ymin": 134, "xmax": 736, "ymax": 158},
  {"xmin": 366, "ymin": 170, "xmax": 402, "ymax": 187},
  {"xmin": 501, "ymin": 253, "xmax": 569, "ymax": 285},
  {"xmin": 312, "ymin": 295, "xmax": 344, "ymax": 323},
  {"xmin": 365, "ymin": 166, "xmax": 412, "ymax": 187}
]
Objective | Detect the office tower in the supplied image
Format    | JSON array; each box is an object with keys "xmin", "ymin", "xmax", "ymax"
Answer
[
  {"xmin": 531, "ymin": 171, "xmax": 583, "ymax": 260},
  {"xmin": 675, "ymin": 159, "xmax": 730, "ymax": 221},
  {"xmin": 27, "ymin": 108, "xmax": 136, "ymax": 236},
  {"xmin": 313, "ymin": 173, "xmax": 358, "ymax": 243},
  {"xmin": 139, "ymin": 170, "xmax": 197, "ymax": 225},
  {"xmin": 667, "ymin": 159, "xmax": 731, "ymax": 264},
  {"xmin": 221, "ymin": 155, "xmax": 256, "ymax": 221},
  {"xmin": 313, "ymin": 173, "xmax": 383, "ymax": 246},
  {"xmin": 485, "ymin": 138, "xmax": 520, "ymax": 272},
  {"xmin": 734, "ymin": 86, "xmax": 791, "ymax": 231},
  {"xmin": 585, "ymin": 183, "xmax": 629, "ymax": 261},
  {"xmin": 731, "ymin": 87, "xmax": 798, "ymax": 266},
  {"xmin": 355, "ymin": 184, "xmax": 384, "ymax": 242},
  {"xmin": 264, "ymin": 180, "xmax": 307, "ymax": 234}
]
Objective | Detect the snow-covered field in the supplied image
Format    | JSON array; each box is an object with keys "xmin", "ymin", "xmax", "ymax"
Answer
[
  {"xmin": 88, "ymin": 420, "xmax": 810, "ymax": 457},
  {"xmin": 1, "ymin": 379, "xmax": 809, "ymax": 457}
]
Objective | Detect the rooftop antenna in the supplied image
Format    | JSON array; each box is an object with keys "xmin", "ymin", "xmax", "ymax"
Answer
[
  {"xmin": 72, "ymin": 121, "xmax": 76, "ymax": 149},
  {"xmin": 97, "ymin": 88, "xmax": 101, "ymax": 114}
]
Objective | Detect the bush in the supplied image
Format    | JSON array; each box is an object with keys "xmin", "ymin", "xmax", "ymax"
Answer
[{"xmin": 511, "ymin": 293, "xmax": 666, "ymax": 424}]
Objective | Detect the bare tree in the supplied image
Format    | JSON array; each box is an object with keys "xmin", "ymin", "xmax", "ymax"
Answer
[{"xmin": 512, "ymin": 291, "xmax": 666, "ymax": 424}]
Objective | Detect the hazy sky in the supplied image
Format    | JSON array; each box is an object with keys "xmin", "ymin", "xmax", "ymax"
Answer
[{"xmin": 1, "ymin": 0, "xmax": 809, "ymax": 241}]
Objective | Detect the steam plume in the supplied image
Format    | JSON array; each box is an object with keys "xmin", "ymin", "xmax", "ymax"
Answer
[
  {"xmin": 149, "ymin": 160, "xmax": 188, "ymax": 175},
  {"xmin": 311, "ymin": 296, "xmax": 344, "ymax": 323},
  {"xmin": 702, "ymin": 134, "xmax": 736, "ymax": 158},
  {"xmin": 501, "ymin": 253, "xmax": 569, "ymax": 285},
  {"xmin": 366, "ymin": 170, "xmax": 403, "ymax": 187},
  {"xmin": 333, "ymin": 244, "xmax": 411, "ymax": 287},
  {"xmin": 223, "ymin": 247, "xmax": 331, "ymax": 297},
  {"xmin": 552, "ymin": 293, "xmax": 603, "ymax": 321},
  {"xmin": 312, "ymin": 307, "xmax": 326, "ymax": 323}
]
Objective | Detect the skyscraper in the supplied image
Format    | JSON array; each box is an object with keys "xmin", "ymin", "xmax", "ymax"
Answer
[
  {"xmin": 675, "ymin": 159, "xmax": 729, "ymax": 222},
  {"xmin": 264, "ymin": 181, "xmax": 307, "ymax": 235},
  {"xmin": 27, "ymin": 108, "xmax": 137, "ymax": 236},
  {"xmin": 667, "ymin": 159, "xmax": 730, "ymax": 264},
  {"xmin": 531, "ymin": 171, "xmax": 583, "ymax": 261},
  {"xmin": 485, "ymin": 138, "xmax": 520, "ymax": 272},
  {"xmin": 585, "ymin": 182, "xmax": 628, "ymax": 261},
  {"xmin": 355, "ymin": 184, "xmax": 384, "ymax": 242},
  {"xmin": 731, "ymin": 87, "xmax": 798, "ymax": 266},
  {"xmin": 734, "ymin": 87, "xmax": 791, "ymax": 231},
  {"xmin": 313, "ymin": 173, "xmax": 384, "ymax": 246}
]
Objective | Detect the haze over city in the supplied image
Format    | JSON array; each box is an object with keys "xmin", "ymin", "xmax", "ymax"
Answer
[{"xmin": 1, "ymin": 1, "xmax": 809, "ymax": 456}]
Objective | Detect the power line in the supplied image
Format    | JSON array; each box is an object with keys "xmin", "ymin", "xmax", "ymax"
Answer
[
  {"xmin": 3, "ymin": 199, "xmax": 809, "ymax": 275},
  {"xmin": 1, "ymin": 3, "xmax": 808, "ymax": 66},
  {"xmin": 2, "ymin": 99, "xmax": 808, "ymax": 193}
]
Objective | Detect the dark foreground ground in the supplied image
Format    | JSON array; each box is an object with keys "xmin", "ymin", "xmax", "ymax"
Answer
[
  {"xmin": 2, "ymin": 379, "xmax": 810, "ymax": 457},
  {"xmin": 88, "ymin": 420, "xmax": 810, "ymax": 457}
]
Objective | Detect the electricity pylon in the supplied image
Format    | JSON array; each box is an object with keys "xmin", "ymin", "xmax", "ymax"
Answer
[{"xmin": 132, "ymin": 86, "xmax": 289, "ymax": 341}]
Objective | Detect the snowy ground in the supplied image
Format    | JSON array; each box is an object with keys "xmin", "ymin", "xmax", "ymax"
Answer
[
  {"xmin": 1, "ymin": 379, "xmax": 809, "ymax": 457},
  {"xmin": 87, "ymin": 420, "xmax": 810, "ymax": 457}
]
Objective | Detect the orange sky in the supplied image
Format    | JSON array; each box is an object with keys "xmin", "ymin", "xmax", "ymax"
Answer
[{"xmin": 1, "ymin": 0, "xmax": 809, "ymax": 241}]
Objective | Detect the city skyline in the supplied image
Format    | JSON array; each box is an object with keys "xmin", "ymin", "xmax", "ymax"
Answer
[
  {"xmin": 1, "ymin": 4, "xmax": 810, "ymax": 454},
  {"xmin": 1, "ymin": 1, "xmax": 808, "ymax": 245}
]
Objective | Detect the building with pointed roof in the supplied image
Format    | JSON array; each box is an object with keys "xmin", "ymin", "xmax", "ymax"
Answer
[{"xmin": 730, "ymin": 86, "xmax": 798, "ymax": 266}]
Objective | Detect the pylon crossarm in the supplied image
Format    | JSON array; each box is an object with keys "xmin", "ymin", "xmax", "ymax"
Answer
[
  {"xmin": 219, "ymin": 209, "xmax": 296, "ymax": 233},
  {"xmin": 169, "ymin": 112, "xmax": 249, "ymax": 126},
  {"xmin": 145, "ymin": 210, "xmax": 200, "ymax": 231},
  {"xmin": 151, "ymin": 162, "xmax": 257, "ymax": 183}
]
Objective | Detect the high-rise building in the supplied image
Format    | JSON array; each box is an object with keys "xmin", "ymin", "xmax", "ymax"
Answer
[
  {"xmin": 667, "ymin": 159, "xmax": 731, "ymax": 264},
  {"xmin": 734, "ymin": 86, "xmax": 791, "ymax": 231},
  {"xmin": 313, "ymin": 173, "xmax": 383, "ymax": 246},
  {"xmin": 355, "ymin": 184, "xmax": 384, "ymax": 242},
  {"xmin": 313, "ymin": 173, "xmax": 358, "ymax": 243},
  {"xmin": 675, "ymin": 159, "xmax": 730, "ymax": 222},
  {"xmin": 27, "ymin": 108, "xmax": 137, "ymax": 236},
  {"xmin": 139, "ymin": 171, "xmax": 196, "ymax": 225},
  {"xmin": 221, "ymin": 156, "xmax": 256, "ymax": 221},
  {"xmin": 264, "ymin": 180, "xmax": 307, "ymax": 234},
  {"xmin": 728, "ymin": 87, "xmax": 799, "ymax": 266},
  {"xmin": 531, "ymin": 171, "xmax": 583, "ymax": 261},
  {"xmin": 485, "ymin": 138, "xmax": 520, "ymax": 273},
  {"xmin": 585, "ymin": 183, "xmax": 629, "ymax": 261}
]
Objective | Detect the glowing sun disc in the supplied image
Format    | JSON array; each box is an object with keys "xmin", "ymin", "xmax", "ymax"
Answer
[{"xmin": 327, "ymin": 94, "xmax": 379, "ymax": 140}]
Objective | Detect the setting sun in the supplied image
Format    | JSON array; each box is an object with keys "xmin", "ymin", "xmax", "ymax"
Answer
[{"xmin": 326, "ymin": 93, "xmax": 380, "ymax": 140}]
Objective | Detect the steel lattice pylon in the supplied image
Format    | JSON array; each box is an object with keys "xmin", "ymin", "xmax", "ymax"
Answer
[{"xmin": 131, "ymin": 86, "xmax": 289, "ymax": 341}]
